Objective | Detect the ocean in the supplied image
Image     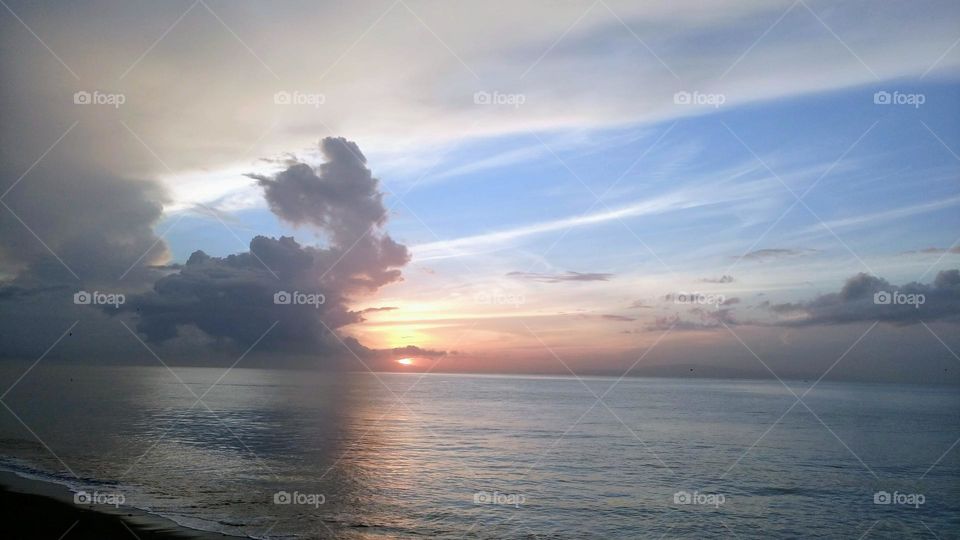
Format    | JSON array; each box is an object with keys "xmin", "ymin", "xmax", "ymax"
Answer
[{"xmin": 0, "ymin": 365, "xmax": 957, "ymax": 538}]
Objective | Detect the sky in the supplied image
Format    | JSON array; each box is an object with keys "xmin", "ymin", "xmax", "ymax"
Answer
[{"xmin": 0, "ymin": 0, "xmax": 959, "ymax": 383}]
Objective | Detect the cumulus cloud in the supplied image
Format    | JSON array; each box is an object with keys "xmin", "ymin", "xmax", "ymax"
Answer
[
  {"xmin": 507, "ymin": 271, "xmax": 613, "ymax": 283},
  {"xmin": 250, "ymin": 137, "xmax": 387, "ymax": 247},
  {"xmin": 765, "ymin": 270, "xmax": 960, "ymax": 326},
  {"xmin": 0, "ymin": 136, "xmax": 438, "ymax": 365},
  {"xmin": 123, "ymin": 138, "xmax": 416, "ymax": 358}
]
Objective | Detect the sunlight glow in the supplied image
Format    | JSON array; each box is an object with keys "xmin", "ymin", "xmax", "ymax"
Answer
[{"xmin": 397, "ymin": 358, "xmax": 414, "ymax": 366}]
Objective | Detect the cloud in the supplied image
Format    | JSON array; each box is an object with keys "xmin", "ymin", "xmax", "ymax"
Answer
[
  {"xmin": 374, "ymin": 344, "xmax": 448, "ymax": 360},
  {"xmin": 601, "ymin": 314, "xmax": 635, "ymax": 322},
  {"xmin": 701, "ymin": 275, "xmax": 735, "ymax": 283},
  {"xmin": 765, "ymin": 270, "xmax": 960, "ymax": 326},
  {"xmin": 796, "ymin": 195, "xmax": 960, "ymax": 237},
  {"xmin": 0, "ymin": 156, "xmax": 175, "ymax": 361},
  {"xmin": 122, "ymin": 237, "xmax": 354, "ymax": 348},
  {"xmin": 249, "ymin": 137, "xmax": 388, "ymax": 247},
  {"xmin": 0, "ymin": 136, "xmax": 434, "ymax": 365},
  {"xmin": 647, "ymin": 308, "xmax": 739, "ymax": 331},
  {"xmin": 628, "ymin": 300, "xmax": 653, "ymax": 309},
  {"xmin": 900, "ymin": 246, "xmax": 960, "ymax": 255},
  {"xmin": 360, "ymin": 306, "xmax": 398, "ymax": 314},
  {"xmin": 4, "ymin": 0, "xmax": 959, "ymax": 214},
  {"xmin": 0, "ymin": 167, "xmax": 170, "ymax": 286},
  {"xmin": 507, "ymin": 271, "xmax": 613, "ymax": 283},
  {"xmin": 123, "ymin": 138, "xmax": 413, "ymax": 357},
  {"xmin": 411, "ymin": 176, "xmax": 781, "ymax": 260},
  {"xmin": 735, "ymin": 248, "xmax": 817, "ymax": 262},
  {"xmin": 421, "ymin": 143, "xmax": 548, "ymax": 184}
]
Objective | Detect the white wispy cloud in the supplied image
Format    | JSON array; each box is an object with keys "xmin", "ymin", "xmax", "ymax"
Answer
[
  {"xmin": 412, "ymin": 177, "xmax": 776, "ymax": 259},
  {"xmin": 794, "ymin": 195, "xmax": 960, "ymax": 236},
  {"xmin": 10, "ymin": 0, "xmax": 956, "ymax": 212}
]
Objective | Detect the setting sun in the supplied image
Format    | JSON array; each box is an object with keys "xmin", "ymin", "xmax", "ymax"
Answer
[{"xmin": 397, "ymin": 358, "xmax": 414, "ymax": 366}]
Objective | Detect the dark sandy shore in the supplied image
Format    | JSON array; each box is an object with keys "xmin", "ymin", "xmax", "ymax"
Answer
[{"xmin": 0, "ymin": 471, "xmax": 232, "ymax": 540}]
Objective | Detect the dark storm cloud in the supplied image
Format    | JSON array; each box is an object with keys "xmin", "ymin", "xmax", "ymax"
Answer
[
  {"xmin": 735, "ymin": 248, "xmax": 817, "ymax": 262},
  {"xmin": 506, "ymin": 271, "xmax": 613, "ymax": 283},
  {"xmin": 249, "ymin": 137, "xmax": 411, "ymax": 294},
  {"xmin": 765, "ymin": 270, "xmax": 960, "ymax": 326},
  {"xmin": 0, "ymin": 168, "xmax": 169, "ymax": 286},
  {"xmin": 121, "ymin": 236, "xmax": 350, "ymax": 349},
  {"xmin": 249, "ymin": 137, "xmax": 387, "ymax": 246},
  {"xmin": 123, "ymin": 138, "xmax": 418, "ymax": 359},
  {"xmin": 0, "ymin": 164, "xmax": 173, "ymax": 359},
  {"xmin": 0, "ymin": 136, "xmax": 438, "ymax": 364}
]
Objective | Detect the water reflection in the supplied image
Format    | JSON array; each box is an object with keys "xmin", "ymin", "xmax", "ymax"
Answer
[{"xmin": 0, "ymin": 366, "xmax": 957, "ymax": 538}]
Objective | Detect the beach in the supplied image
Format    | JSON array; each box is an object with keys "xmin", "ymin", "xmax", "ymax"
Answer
[{"xmin": 0, "ymin": 471, "xmax": 227, "ymax": 540}]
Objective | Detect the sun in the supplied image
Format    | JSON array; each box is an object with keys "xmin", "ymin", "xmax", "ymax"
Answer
[{"xmin": 397, "ymin": 358, "xmax": 414, "ymax": 366}]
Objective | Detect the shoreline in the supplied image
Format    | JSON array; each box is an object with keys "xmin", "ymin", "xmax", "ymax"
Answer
[{"xmin": 0, "ymin": 470, "xmax": 234, "ymax": 540}]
